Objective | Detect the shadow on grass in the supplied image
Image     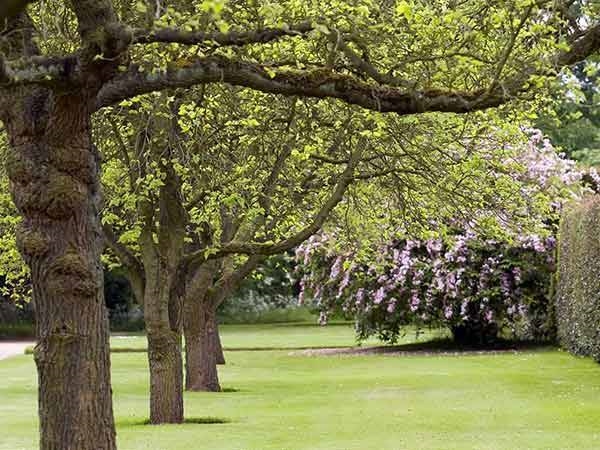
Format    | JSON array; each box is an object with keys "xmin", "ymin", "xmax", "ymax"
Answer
[
  {"xmin": 185, "ymin": 387, "xmax": 240, "ymax": 393},
  {"xmin": 382, "ymin": 338, "xmax": 554, "ymax": 352},
  {"xmin": 295, "ymin": 338, "xmax": 556, "ymax": 357},
  {"xmin": 221, "ymin": 387, "xmax": 240, "ymax": 393},
  {"xmin": 126, "ymin": 417, "xmax": 232, "ymax": 427}
]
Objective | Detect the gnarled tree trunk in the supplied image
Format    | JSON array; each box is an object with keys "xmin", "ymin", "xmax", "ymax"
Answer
[{"xmin": 4, "ymin": 89, "xmax": 116, "ymax": 450}]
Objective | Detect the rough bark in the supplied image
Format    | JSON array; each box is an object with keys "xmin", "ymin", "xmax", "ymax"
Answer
[
  {"xmin": 3, "ymin": 88, "xmax": 116, "ymax": 449},
  {"xmin": 146, "ymin": 329, "xmax": 184, "ymax": 423},
  {"xmin": 184, "ymin": 294, "xmax": 203, "ymax": 390},
  {"xmin": 183, "ymin": 261, "xmax": 221, "ymax": 391},
  {"xmin": 144, "ymin": 266, "xmax": 184, "ymax": 423},
  {"xmin": 184, "ymin": 299, "xmax": 221, "ymax": 392}
]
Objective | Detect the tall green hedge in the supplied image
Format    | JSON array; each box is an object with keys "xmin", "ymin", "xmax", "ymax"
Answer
[{"xmin": 556, "ymin": 196, "xmax": 600, "ymax": 361}]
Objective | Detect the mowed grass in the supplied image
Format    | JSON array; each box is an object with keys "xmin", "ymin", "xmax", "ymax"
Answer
[
  {"xmin": 108, "ymin": 322, "xmax": 440, "ymax": 350},
  {"xmin": 1, "ymin": 325, "xmax": 600, "ymax": 449}
]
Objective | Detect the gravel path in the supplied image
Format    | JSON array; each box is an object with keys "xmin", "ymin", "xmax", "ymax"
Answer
[{"xmin": 0, "ymin": 341, "xmax": 34, "ymax": 360}]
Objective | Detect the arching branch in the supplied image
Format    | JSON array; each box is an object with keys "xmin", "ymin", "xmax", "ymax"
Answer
[
  {"xmin": 102, "ymin": 224, "xmax": 144, "ymax": 279},
  {"xmin": 133, "ymin": 21, "xmax": 313, "ymax": 47},
  {"xmin": 96, "ymin": 56, "xmax": 510, "ymax": 113},
  {"xmin": 95, "ymin": 22, "xmax": 600, "ymax": 115}
]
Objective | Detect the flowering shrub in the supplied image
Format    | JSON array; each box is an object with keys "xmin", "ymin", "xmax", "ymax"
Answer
[
  {"xmin": 296, "ymin": 232, "xmax": 556, "ymax": 345},
  {"xmin": 295, "ymin": 129, "xmax": 591, "ymax": 345}
]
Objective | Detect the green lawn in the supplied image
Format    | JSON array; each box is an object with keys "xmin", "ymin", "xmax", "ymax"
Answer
[
  {"xmin": 109, "ymin": 323, "xmax": 437, "ymax": 350},
  {"xmin": 2, "ymin": 325, "xmax": 600, "ymax": 449}
]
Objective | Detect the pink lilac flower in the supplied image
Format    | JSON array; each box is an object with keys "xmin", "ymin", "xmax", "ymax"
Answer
[
  {"xmin": 589, "ymin": 167, "xmax": 600, "ymax": 188},
  {"xmin": 329, "ymin": 256, "xmax": 343, "ymax": 280},
  {"xmin": 314, "ymin": 285, "xmax": 323, "ymax": 303},
  {"xmin": 387, "ymin": 298, "xmax": 397, "ymax": 313},
  {"xmin": 518, "ymin": 304, "xmax": 527, "ymax": 316},
  {"xmin": 500, "ymin": 273, "xmax": 511, "ymax": 298},
  {"xmin": 409, "ymin": 291, "xmax": 420, "ymax": 312},
  {"xmin": 374, "ymin": 287, "xmax": 386, "ymax": 305},
  {"xmin": 337, "ymin": 269, "xmax": 352, "ymax": 298},
  {"xmin": 355, "ymin": 288, "xmax": 365, "ymax": 305},
  {"xmin": 298, "ymin": 279, "xmax": 306, "ymax": 305},
  {"xmin": 426, "ymin": 239, "xmax": 443, "ymax": 256},
  {"xmin": 512, "ymin": 267, "xmax": 522, "ymax": 284},
  {"xmin": 460, "ymin": 300, "xmax": 469, "ymax": 319},
  {"xmin": 444, "ymin": 305, "xmax": 453, "ymax": 319}
]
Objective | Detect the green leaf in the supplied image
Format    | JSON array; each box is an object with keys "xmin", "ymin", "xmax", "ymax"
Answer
[{"xmin": 395, "ymin": 1, "xmax": 412, "ymax": 20}]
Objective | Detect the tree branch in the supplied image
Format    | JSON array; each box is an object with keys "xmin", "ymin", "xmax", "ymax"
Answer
[
  {"xmin": 95, "ymin": 56, "xmax": 507, "ymax": 113},
  {"xmin": 557, "ymin": 23, "xmax": 600, "ymax": 67},
  {"xmin": 326, "ymin": 29, "xmax": 410, "ymax": 87},
  {"xmin": 68, "ymin": 0, "xmax": 132, "ymax": 62},
  {"xmin": 133, "ymin": 21, "xmax": 313, "ymax": 47},
  {"xmin": 107, "ymin": 116, "xmax": 136, "ymax": 191},
  {"xmin": 210, "ymin": 255, "xmax": 266, "ymax": 306},
  {"xmin": 486, "ymin": 4, "xmax": 534, "ymax": 95},
  {"xmin": 68, "ymin": 0, "xmax": 119, "ymax": 42},
  {"xmin": 353, "ymin": 167, "xmax": 427, "ymax": 180},
  {"xmin": 96, "ymin": 21, "xmax": 600, "ymax": 115},
  {"xmin": 183, "ymin": 150, "xmax": 361, "ymax": 267}
]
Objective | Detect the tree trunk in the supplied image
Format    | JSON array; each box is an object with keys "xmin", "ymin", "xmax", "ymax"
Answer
[
  {"xmin": 184, "ymin": 300, "xmax": 221, "ymax": 392},
  {"xmin": 138, "ymin": 142, "xmax": 187, "ymax": 424},
  {"xmin": 143, "ymin": 267, "xmax": 185, "ymax": 424},
  {"xmin": 214, "ymin": 320, "xmax": 225, "ymax": 365},
  {"xmin": 146, "ymin": 329, "xmax": 184, "ymax": 423},
  {"xmin": 4, "ymin": 89, "xmax": 116, "ymax": 449}
]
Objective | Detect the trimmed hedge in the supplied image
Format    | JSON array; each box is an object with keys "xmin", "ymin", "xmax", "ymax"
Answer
[{"xmin": 556, "ymin": 196, "xmax": 600, "ymax": 361}]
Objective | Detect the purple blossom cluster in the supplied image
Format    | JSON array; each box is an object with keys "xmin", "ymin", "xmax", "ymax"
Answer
[
  {"xmin": 517, "ymin": 128, "xmax": 583, "ymax": 189},
  {"xmin": 296, "ymin": 233, "xmax": 555, "ymax": 343}
]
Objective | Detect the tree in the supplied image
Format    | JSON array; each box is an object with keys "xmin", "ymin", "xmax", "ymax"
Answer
[
  {"xmin": 537, "ymin": 60, "xmax": 600, "ymax": 164},
  {"xmin": 100, "ymin": 85, "xmax": 409, "ymax": 398},
  {"xmin": 1, "ymin": 0, "xmax": 599, "ymax": 448}
]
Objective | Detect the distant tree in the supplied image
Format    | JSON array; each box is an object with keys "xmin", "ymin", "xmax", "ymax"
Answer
[{"xmin": 537, "ymin": 59, "xmax": 600, "ymax": 165}]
